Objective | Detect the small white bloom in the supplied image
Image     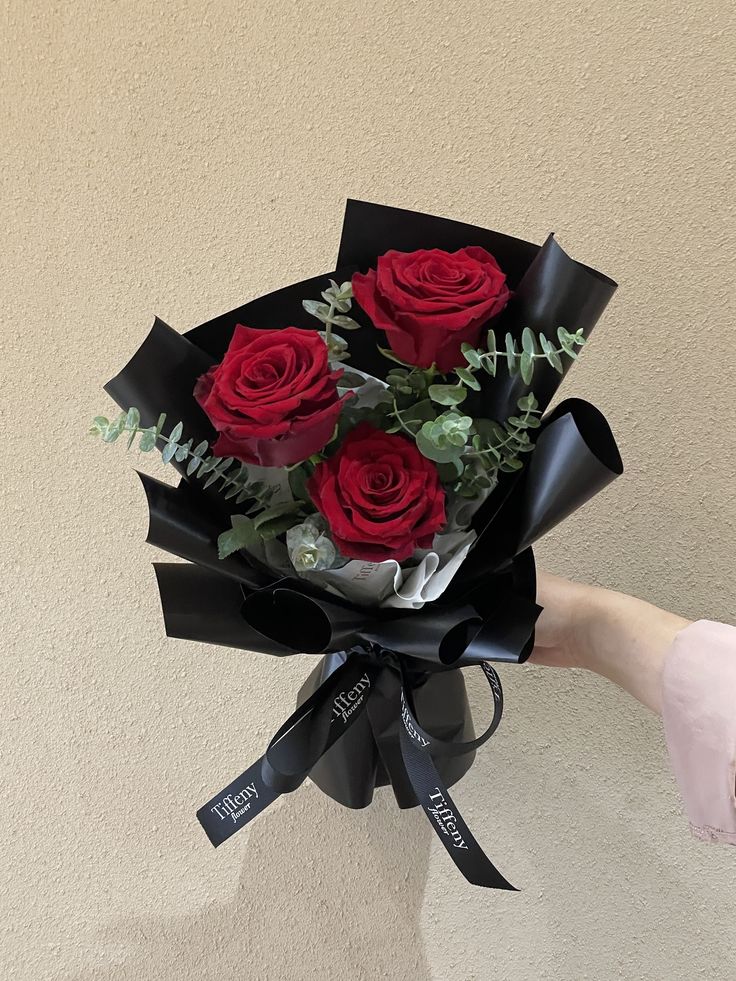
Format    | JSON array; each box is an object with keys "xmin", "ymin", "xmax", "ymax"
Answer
[{"xmin": 286, "ymin": 516, "xmax": 337, "ymax": 572}]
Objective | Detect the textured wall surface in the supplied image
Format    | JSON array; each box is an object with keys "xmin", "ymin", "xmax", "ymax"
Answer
[{"xmin": 2, "ymin": 1, "xmax": 735, "ymax": 978}]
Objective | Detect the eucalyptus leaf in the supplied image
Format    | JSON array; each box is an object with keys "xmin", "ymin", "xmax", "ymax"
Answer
[
  {"xmin": 519, "ymin": 350, "xmax": 533, "ymax": 384},
  {"xmin": 139, "ymin": 429, "xmax": 157, "ymax": 452},
  {"xmin": 428, "ymin": 384, "xmax": 467, "ymax": 406},
  {"xmin": 175, "ymin": 439, "xmax": 192, "ymax": 462},
  {"xmin": 481, "ymin": 350, "xmax": 497, "ymax": 376},
  {"xmin": 257, "ymin": 513, "xmax": 304, "ymax": 541},
  {"xmin": 545, "ymin": 347, "xmax": 564, "ymax": 373},
  {"xmin": 253, "ymin": 501, "xmax": 303, "ymax": 531},
  {"xmin": 302, "ymin": 299, "xmax": 331, "ymax": 321},
  {"xmin": 330, "ymin": 315, "xmax": 361, "ymax": 331},
  {"xmin": 474, "ymin": 418, "xmax": 506, "ymax": 442},
  {"xmin": 455, "ymin": 367, "xmax": 481, "ymax": 391},
  {"xmin": 161, "ymin": 441, "xmax": 178, "ymax": 464},
  {"xmin": 505, "ymin": 333, "xmax": 518, "ymax": 374},
  {"xmin": 288, "ymin": 466, "xmax": 311, "ymax": 502},
  {"xmin": 102, "ymin": 414, "xmax": 126, "ymax": 443},
  {"xmin": 521, "ymin": 327, "xmax": 538, "ymax": 356},
  {"xmin": 461, "ymin": 344, "xmax": 482, "ymax": 369},
  {"xmin": 400, "ymin": 399, "xmax": 436, "ymax": 424},
  {"xmin": 378, "ymin": 346, "xmax": 414, "ymax": 368},
  {"xmin": 217, "ymin": 514, "xmax": 259, "ymax": 559},
  {"xmin": 416, "ymin": 425, "xmax": 466, "ymax": 463}
]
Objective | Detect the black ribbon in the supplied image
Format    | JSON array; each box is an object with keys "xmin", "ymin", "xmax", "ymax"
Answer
[
  {"xmin": 198, "ymin": 648, "xmax": 514, "ymax": 890},
  {"xmin": 197, "ymin": 655, "xmax": 378, "ymax": 848}
]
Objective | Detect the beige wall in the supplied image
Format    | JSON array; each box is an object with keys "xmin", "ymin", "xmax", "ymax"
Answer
[{"xmin": 2, "ymin": 1, "xmax": 735, "ymax": 978}]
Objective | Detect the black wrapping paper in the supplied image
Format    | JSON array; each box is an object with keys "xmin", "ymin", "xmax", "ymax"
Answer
[
  {"xmin": 106, "ymin": 318, "xmax": 216, "ymax": 459},
  {"xmin": 103, "ymin": 200, "xmax": 622, "ymax": 889}
]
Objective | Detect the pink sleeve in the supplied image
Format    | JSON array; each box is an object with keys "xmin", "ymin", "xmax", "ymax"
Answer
[{"xmin": 662, "ymin": 619, "xmax": 736, "ymax": 844}]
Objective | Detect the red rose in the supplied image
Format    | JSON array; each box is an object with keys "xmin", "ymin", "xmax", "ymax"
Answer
[
  {"xmin": 194, "ymin": 325, "xmax": 349, "ymax": 467},
  {"xmin": 307, "ymin": 423, "xmax": 446, "ymax": 562},
  {"xmin": 352, "ymin": 246, "xmax": 510, "ymax": 372}
]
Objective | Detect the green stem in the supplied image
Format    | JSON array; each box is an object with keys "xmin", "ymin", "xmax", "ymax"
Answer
[
  {"xmin": 390, "ymin": 398, "xmax": 418, "ymax": 437},
  {"xmin": 464, "ymin": 408, "xmax": 538, "ymax": 461},
  {"xmin": 94, "ymin": 412, "xmax": 275, "ymax": 509},
  {"xmin": 323, "ymin": 297, "xmax": 336, "ymax": 349}
]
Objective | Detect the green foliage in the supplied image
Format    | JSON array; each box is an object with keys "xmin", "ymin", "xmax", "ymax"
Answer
[
  {"xmin": 415, "ymin": 411, "xmax": 473, "ymax": 464},
  {"xmin": 92, "ymin": 409, "xmax": 314, "ymax": 560},
  {"xmin": 460, "ymin": 326, "xmax": 585, "ymax": 387},
  {"xmin": 427, "ymin": 383, "xmax": 467, "ymax": 406},
  {"xmin": 217, "ymin": 503, "xmax": 306, "ymax": 560},
  {"xmin": 377, "ymin": 346, "xmax": 415, "ymax": 368},
  {"xmin": 252, "ymin": 502, "xmax": 304, "ymax": 540},
  {"xmin": 90, "ymin": 410, "xmax": 280, "ymax": 510},
  {"xmin": 468, "ymin": 393, "xmax": 542, "ymax": 475},
  {"xmin": 303, "ymin": 280, "xmax": 360, "ymax": 361},
  {"xmin": 413, "ymin": 393, "xmax": 544, "ymax": 497},
  {"xmin": 217, "ymin": 514, "xmax": 260, "ymax": 559}
]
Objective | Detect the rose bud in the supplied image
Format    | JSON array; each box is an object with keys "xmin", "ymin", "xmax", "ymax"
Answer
[
  {"xmin": 307, "ymin": 422, "xmax": 446, "ymax": 563},
  {"xmin": 194, "ymin": 325, "xmax": 350, "ymax": 468},
  {"xmin": 352, "ymin": 246, "xmax": 510, "ymax": 373}
]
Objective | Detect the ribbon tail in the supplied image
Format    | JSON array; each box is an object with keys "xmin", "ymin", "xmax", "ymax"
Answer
[
  {"xmin": 397, "ymin": 665, "xmax": 517, "ymax": 890},
  {"xmin": 197, "ymin": 655, "xmax": 377, "ymax": 847}
]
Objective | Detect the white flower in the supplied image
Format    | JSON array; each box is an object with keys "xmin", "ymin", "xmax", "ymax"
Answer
[{"xmin": 286, "ymin": 516, "xmax": 337, "ymax": 572}]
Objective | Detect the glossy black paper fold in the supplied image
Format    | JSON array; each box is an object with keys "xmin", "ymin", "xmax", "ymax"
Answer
[
  {"xmin": 153, "ymin": 563, "xmax": 294, "ymax": 657},
  {"xmin": 513, "ymin": 398, "xmax": 623, "ymax": 554},
  {"xmin": 476, "ymin": 235, "xmax": 618, "ymax": 419},
  {"xmin": 139, "ymin": 472, "xmax": 267, "ymax": 587},
  {"xmin": 454, "ymin": 398, "xmax": 623, "ymax": 588},
  {"xmin": 105, "ymin": 317, "xmax": 216, "ymax": 467},
  {"xmin": 337, "ymin": 198, "xmax": 539, "ymax": 286}
]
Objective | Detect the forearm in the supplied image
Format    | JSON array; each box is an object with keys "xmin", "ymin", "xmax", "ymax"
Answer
[{"xmin": 576, "ymin": 585, "xmax": 691, "ymax": 714}]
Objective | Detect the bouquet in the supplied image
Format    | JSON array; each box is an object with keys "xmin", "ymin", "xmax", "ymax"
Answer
[{"xmin": 93, "ymin": 200, "xmax": 622, "ymax": 890}]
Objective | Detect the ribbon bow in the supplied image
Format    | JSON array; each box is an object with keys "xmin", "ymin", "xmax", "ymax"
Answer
[{"xmin": 197, "ymin": 643, "xmax": 517, "ymax": 889}]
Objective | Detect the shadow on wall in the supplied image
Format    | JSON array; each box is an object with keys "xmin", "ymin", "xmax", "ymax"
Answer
[{"xmin": 68, "ymin": 782, "xmax": 433, "ymax": 981}]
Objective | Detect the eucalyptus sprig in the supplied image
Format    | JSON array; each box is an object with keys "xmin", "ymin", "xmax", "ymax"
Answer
[
  {"xmin": 302, "ymin": 279, "xmax": 360, "ymax": 360},
  {"xmin": 383, "ymin": 391, "xmax": 543, "ymax": 497},
  {"xmin": 89, "ymin": 408, "xmax": 279, "ymax": 509},
  {"xmin": 467, "ymin": 393, "xmax": 542, "ymax": 473},
  {"xmin": 458, "ymin": 325, "xmax": 586, "ymax": 388}
]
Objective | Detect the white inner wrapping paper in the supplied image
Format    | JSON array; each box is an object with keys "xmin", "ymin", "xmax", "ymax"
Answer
[{"xmin": 300, "ymin": 528, "xmax": 477, "ymax": 609}]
